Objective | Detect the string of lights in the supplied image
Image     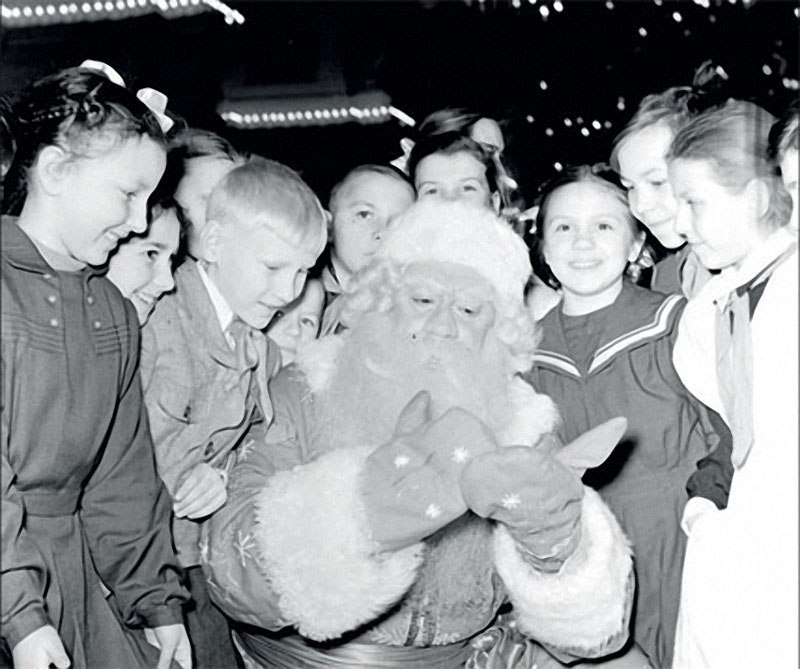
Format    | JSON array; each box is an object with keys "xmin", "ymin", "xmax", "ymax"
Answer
[
  {"xmin": 0, "ymin": 0, "xmax": 243, "ymax": 26},
  {"xmin": 218, "ymin": 92, "xmax": 393, "ymax": 129}
]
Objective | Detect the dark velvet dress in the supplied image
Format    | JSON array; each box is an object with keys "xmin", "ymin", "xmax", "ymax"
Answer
[
  {"xmin": 1, "ymin": 218, "xmax": 189, "ymax": 667},
  {"xmin": 524, "ymin": 281, "xmax": 721, "ymax": 669}
]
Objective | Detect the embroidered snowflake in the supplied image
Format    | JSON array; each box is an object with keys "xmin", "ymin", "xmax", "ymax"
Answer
[
  {"xmin": 500, "ymin": 493, "xmax": 522, "ymax": 510},
  {"xmin": 451, "ymin": 447, "xmax": 469, "ymax": 463},
  {"xmin": 394, "ymin": 454, "xmax": 411, "ymax": 468},
  {"xmin": 198, "ymin": 537, "xmax": 210, "ymax": 563},
  {"xmin": 233, "ymin": 530, "xmax": 257, "ymax": 567},
  {"xmin": 237, "ymin": 439, "xmax": 256, "ymax": 463},
  {"xmin": 425, "ymin": 503, "xmax": 442, "ymax": 519}
]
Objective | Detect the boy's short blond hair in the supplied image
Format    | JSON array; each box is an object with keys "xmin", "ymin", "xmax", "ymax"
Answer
[{"xmin": 207, "ymin": 156, "xmax": 327, "ymax": 254}]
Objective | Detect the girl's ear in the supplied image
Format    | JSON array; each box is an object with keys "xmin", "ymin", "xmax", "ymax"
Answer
[
  {"xmin": 744, "ymin": 177, "xmax": 770, "ymax": 219},
  {"xmin": 628, "ymin": 229, "xmax": 647, "ymax": 263},
  {"xmin": 34, "ymin": 146, "xmax": 72, "ymax": 196}
]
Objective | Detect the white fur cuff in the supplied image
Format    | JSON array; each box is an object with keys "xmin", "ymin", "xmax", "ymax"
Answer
[
  {"xmin": 253, "ymin": 447, "xmax": 423, "ymax": 641},
  {"xmin": 493, "ymin": 488, "xmax": 632, "ymax": 655}
]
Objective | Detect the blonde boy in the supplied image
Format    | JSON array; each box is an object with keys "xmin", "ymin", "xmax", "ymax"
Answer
[{"xmin": 141, "ymin": 157, "xmax": 326, "ymax": 667}]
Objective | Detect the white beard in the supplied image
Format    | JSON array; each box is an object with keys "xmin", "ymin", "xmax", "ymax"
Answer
[{"xmin": 307, "ymin": 310, "xmax": 520, "ymax": 454}]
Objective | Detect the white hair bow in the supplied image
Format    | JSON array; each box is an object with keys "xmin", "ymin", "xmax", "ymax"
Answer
[
  {"xmin": 390, "ymin": 137, "xmax": 416, "ymax": 176},
  {"xmin": 136, "ymin": 87, "xmax": 174, "ymax": 133},
  {"xmin": 79, "ymin": 59, "xmax": 174, "ymax": 133}
]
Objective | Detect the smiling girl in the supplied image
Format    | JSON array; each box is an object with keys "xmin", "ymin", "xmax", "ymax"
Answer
[
  {"xmin": 611, "ymin": 63, "xmax": 727, "ymax": 298},
  {"xmin": 1, "ymin": 65, "xmax": 190, "ymax": 669},
  {"xmin": 107, "ymin": 197, "xmax": 186, "ymax": 326},
  {"xmin": 525, "ymin": 164, "xmax": 726, "ymax": 668}
]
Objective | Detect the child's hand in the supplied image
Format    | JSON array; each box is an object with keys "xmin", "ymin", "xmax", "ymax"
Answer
[
  {"xmin": 12, "ymin": 625, "xmax": 70, "ymax": 669},
  {"xmin": 173, "ymin": 463, "xmax": 227, "ymax": 519},
  {"xmin": 145, "ymin": 623, "xmax": 193, "ymax": 669}
]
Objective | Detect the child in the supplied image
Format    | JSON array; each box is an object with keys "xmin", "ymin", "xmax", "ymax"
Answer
[
  {"xmin": 320, "ymin": 164, "xmax": 414, "ymax": 334},
  {"xmin": 769, "ymin": 98, "xmax": 798, "ymax": 228},
  {"xmin": 266, "ymin": 278, "xmax": 325, "ymax": 366},
  {"xmin": 171, "ymin": 128, "xmax": 246, "ymax": 258},
  {"xmin": 107, "ymin": 196, "xmax": 187, "ymax": 325},
  {"xmin": 141, "ymin": 156, "xmax": 327, "ymax": 667},
  {"xmin": 408, "ymin": 131, "xmax": 501, "ymax": 211},
  {"xmin": 524, "ymin": 165, "xmax": 725, "ymax": 668},
  {"xmin": 668, "ymin": 100, "xmax": 797, "ymax": 668},
  {"xmin": 1, "ymin": 65, "xmax": 190, "ymax": 668},
  {"xmin": 611, "ymin": 63, "xmax": 726, "ymax": 298}
]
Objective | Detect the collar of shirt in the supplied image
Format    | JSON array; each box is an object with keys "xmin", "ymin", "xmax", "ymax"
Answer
[
  {"xmin": 324, "ymin": 256, "xmax": 353, "ymax": 296},
  {"xmin": 711, "ymin": 227, "xmax": 798, "ymax": 311},
  {"xmin": 196, "ymin": 263, "xmax": 235, "ymax": 335},
  {"xmin": 2, "ymin": 216, "xmax": 102, "ymax": 276}
]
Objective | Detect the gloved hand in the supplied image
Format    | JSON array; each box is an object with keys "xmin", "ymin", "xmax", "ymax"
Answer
[
  {"xmin": 460, "ymin": 446, "xmax": 584, "ymax": 573},
  {"xmin": 460, "ymin": 417, "xmax": 629, "ymax": 573},
  {"xmin": 360, "ymin": 391, "xmax": 496, "ymax": 551}
]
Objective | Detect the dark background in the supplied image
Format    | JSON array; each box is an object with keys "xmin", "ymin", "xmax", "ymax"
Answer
[{"xmin": 2, "ymin": 0, "xmax": 798, "ymax": 205}]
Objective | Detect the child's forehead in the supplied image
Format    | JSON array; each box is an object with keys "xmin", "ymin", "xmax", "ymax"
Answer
[
  {"xmin": 342, "ymin": 171, "xmax": 411, "ymax": 200},
  {"xmin": 237, "ymin": 217, "xmax": 320, "ymax": 262},
  {"xmin": 84, "ymin": 134, "xmax": 165, "ymax": 182},
  {"xmin": 545, "ymin": 181, "xmax": 630, "ymax": 221}
]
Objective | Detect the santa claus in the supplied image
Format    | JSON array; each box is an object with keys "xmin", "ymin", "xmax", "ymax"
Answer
[{"xmin": 201, "ymin": 200, "xmax": 646, "ymax": 668}]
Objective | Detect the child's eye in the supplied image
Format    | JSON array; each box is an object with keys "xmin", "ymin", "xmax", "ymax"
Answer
[
  {"xmin": 651, "ymin": 180, "xmax": 667, "ymax": 188},
  {"xmin": 554, "ymin": 223, "xmax": 571, "ymax": 233},
  {"xmin": 300, "ymin": 317, "xmax": 318, "ymax": 329},
  {"xmin": 146, "ymin": 250, "xmax": 159, "ymax": 260},
  {"xmin": 458, "ymin": 304, "xmax": 481, "ymax": 317},
  {"xmin": 597, "ymin": 221, "xmax": 615, "ymax": 231},
  {"xmin": 462, "ymin": 183, "xmax": 478, "ymax": 192},
  {"xmin": 412, "ymin": 296, "xmax": 434, "ymax": 306},
  {"xmin": 354, "ymin": 209, "xmax": 375, "ymax": 221},
  {"xmin": 420, "ymin": 186, "xmax": 438, "ymax": 196}
]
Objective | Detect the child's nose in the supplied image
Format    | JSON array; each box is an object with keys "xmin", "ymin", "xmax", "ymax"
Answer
[
  {"xmin": 673, "ymin": 207, "xmax": 692, "ymax": 238},
  {"xmin": 153, "ymin": 262, "xmax": 175, "ymax": 294},
  {"xmin": 127, "ymin": 201, "xmax": 149, "ymax": 234}
]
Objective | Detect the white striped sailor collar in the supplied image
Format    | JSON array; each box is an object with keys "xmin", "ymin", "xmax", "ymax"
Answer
[{"xmin": 533, "ymin": 281, "xmax": 685, "ymax": 378}]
